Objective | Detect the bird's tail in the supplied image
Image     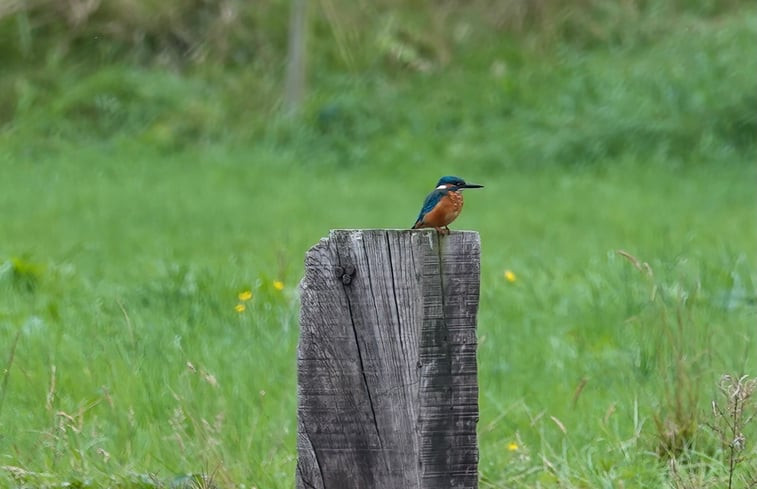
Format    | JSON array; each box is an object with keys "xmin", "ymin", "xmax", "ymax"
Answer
[{"xmin": 412, "ymin": 220, "xmax": 423, "ymax": 229}]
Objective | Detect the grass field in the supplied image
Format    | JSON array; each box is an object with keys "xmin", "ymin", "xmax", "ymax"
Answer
[
  {"xmin": 1, "ymin": 3, "xmax": 756, "ymax": 488},
  {"xmin": 2, "ymin": 151, "xmax": 755, "ymax": 487}
]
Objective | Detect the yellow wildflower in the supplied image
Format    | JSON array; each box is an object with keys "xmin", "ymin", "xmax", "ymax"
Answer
[
  {"xmin": 234, "ymin": 303, "xmax": 246, "ymax": 313},
  {"xmin": 507, "ymin": 441, "xmax": 519, "ymax": 451},
  {"xmin": 504, "ymin": 269, "xmax": 517, "ymax": 283},
  {"xmin": 273, "ymin": 280, "xmax": 284, "ymax": 291},
  {"xmin": 238, "ymin": 290, "xmax": 253, "ymax": 301}
]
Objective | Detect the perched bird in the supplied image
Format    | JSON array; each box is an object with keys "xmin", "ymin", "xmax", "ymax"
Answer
[{"xmin": 412, "ymin": 176, "xmax": 483, "ymax": 235}]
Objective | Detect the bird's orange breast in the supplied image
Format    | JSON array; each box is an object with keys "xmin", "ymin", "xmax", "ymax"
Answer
[{"xmin": 422, "ymin": 191, "xmax": 464, "ymax": 227}]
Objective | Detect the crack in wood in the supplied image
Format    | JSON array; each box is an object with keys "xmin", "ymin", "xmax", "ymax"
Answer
[
  {"xmin": 297, "ymin": 463, "xmax": 318, "ymax": 489},
  {"xmin": 337, "ymin": 241, "xmax": 385, "ymax": 452},
  {"xmin": 296, "ymin": 416, "xmax": 325, "ymax": 489},
  {"xmin": 384, "ymin": 231, "xmax": 405, "ymax": 355}
]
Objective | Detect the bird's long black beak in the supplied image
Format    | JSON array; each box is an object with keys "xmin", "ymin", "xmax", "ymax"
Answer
[{"xmin": 462, "ymin": 183, "xmax": 484, "ymax": 189}]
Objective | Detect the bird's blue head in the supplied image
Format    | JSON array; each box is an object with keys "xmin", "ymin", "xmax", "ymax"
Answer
[{"xmin": 435, "ymin": 176, "xmax": 484, "ymax": 190}]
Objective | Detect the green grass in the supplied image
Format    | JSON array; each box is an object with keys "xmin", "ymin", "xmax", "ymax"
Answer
[
  {"xmin": 1, "ymin": 149, "xmax": 755, "ymax": 488},
  {"xmin": 1, "ymin": 3, "xmax": 756, "ymax": 488}
]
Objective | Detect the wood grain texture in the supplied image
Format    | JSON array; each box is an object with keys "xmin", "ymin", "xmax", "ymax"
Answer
[{"xmin": 297, "ymin": 229, "xmax": 480, "ymax": 489}]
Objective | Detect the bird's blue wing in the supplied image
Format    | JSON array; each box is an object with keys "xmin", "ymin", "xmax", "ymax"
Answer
[{"xmin": 413, "ymin": 189, "xmax": 446, "ymax": 226}]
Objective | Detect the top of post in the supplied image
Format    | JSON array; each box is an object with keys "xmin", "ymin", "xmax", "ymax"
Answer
[{"xmin": 306, "ymin": 229, "xmax": 480, "ymax": 256}]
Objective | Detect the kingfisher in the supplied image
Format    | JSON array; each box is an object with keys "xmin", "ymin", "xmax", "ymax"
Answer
[{"xmin": 412, "ymin": 176, "xmax": 484, "ymax": 235}]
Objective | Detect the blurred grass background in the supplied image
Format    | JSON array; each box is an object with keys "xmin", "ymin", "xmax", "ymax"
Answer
[{"xmin": 1, "ymin": 0, "xmax": 756, "ymax": 487}]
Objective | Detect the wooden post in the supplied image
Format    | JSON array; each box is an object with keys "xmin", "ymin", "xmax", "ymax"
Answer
[
  {"xmin": 283, "ymin": 0, "xmax": 308, "ymax": 116},
  {"xmin": 297, "ymin": 229, "xmax": 480, "ymax": 488}
]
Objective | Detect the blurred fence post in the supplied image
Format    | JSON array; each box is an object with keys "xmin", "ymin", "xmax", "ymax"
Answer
[
  {"xmin": 297, "ymin": 229, "xmax": 480, "ymax": 488},
  {"xmin": 284, "ymin": 0, "xmax": 308, "ymax": 116}
]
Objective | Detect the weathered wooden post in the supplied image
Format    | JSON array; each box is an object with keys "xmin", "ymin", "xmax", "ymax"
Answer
[{"xmin": 297, "ymin": 229, "xmax": 480, "ymax": 488}]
